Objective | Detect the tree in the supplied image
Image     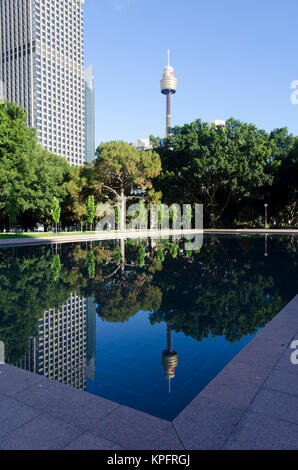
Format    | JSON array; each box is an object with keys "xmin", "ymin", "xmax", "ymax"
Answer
[
  {"xmin": 157, "ymin": 202, "xmax": 166, "ymax": 229},
  {"xmin": 86, "ymin": 195, "xmax": 95, "ymax": 231},
  {"xmin": 0, "ymin": 102, "xmax": 70, "ymax": 230},
  {"xmin": 138, "ymin": 201, "xmax": 147, "ymax": 230},
  {"xmin": 50, "ymin": 197, "xmax": 61, "ymax": 233},
  {"xmin": 152, "ymin": 118, "xmax": 277, "ymax": 227},
  {"xmin": 115, "ymin": 206, "xmax": 120, "ymax": 230},
  {"xmin": 29, "ymin": 149, "xmax": 70, "ymax": 228},
  {"xmin": 269, "ymin": 130, "xmax": 298, "ymax": 226},
  {"xmin": 95, "ymin": 141, "xmax": 162, "ymax": 231},
  {"xmin": 6, "ymin": 189, "xmax": 20, "ymax": 232},
  {"xmin": 169, "ymin": 205, "xmax": 178, "ymax": 228}
]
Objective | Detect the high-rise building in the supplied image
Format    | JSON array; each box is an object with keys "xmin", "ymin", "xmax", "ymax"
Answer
[
  {"xmin": 208, "ymin": 120, "xmax": 227, "ymax": 127},
  {"xmin": 0, "ymin": 0, "xmax": 86, "ymax": 166},
  {"xmin": 132, "ymin": 138, "xmax": 152, "ymax": 150},
  {"xmin": 84, "ymin": 65, "xmax": 95, "ymax": 162}
]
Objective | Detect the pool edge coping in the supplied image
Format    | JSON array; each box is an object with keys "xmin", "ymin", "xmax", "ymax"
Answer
[{"xmin": 0, "ymin": 228, "xmax": 297, "ymax": 247}]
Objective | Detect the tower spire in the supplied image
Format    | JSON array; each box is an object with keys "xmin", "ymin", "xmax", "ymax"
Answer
[{"xmin": 160, "ymin": 51, "xmax": 178, "ymax": 136}]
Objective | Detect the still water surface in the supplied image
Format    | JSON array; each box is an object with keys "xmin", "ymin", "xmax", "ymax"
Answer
[{"xmin": 0, "ymin": 234, "xmax": 297, "ymax": 419}]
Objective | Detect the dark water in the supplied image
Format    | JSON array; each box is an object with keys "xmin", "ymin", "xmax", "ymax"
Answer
[{"xmin": 0, "ymin": 234, "xmax": 297, "ymax": 420}]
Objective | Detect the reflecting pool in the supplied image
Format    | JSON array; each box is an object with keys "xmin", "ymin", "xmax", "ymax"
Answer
[{"xmin": 0, "ymin": 234, "xmax": 297, "ymax": 420}]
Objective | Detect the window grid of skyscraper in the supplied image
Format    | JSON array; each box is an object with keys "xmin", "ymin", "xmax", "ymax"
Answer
[{"xmin": 0, "ymin": 0, "xmax": 86, "ymax": 166}]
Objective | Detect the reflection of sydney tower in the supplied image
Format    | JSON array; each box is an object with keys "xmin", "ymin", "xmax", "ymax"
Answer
[
  {"xmin": 161, "ymin": 323, "xmax": 178, "ymax": 393},
  {"xmin": 160, "ymin": 50, "xmax": 178, "ymax": 136}
]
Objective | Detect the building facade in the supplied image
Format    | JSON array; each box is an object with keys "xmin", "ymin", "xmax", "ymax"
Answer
[
  {"xmin": 84, "ymin": 64, "xmax": 95, "ymax": 162},
  {"xmin": 208, "ymin": 120, "xmax": 227, "ymax": 127},
  {"xmin": 132, "ymin": 138, "xmax": 152, "ymax": 151},
  {"xmin": 0, "ymin": 0, "xmax": 86, "ymax": 166}
]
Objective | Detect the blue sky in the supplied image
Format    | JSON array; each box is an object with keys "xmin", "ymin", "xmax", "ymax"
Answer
[{"xmin": 84, "ymin": 0, "xmax": 298, "ymax": 145}]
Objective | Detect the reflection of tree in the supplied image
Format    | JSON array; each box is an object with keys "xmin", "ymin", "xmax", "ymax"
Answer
[
  {"xmin": 95, "ymin": 239, "xmax": 162, "ymax": 323},
  {"xmin": 0, "ymin": 247, "xmax": 71, "ymax": 363},
  {"xmin": 96, "ymin": 273, "xmax": 162, "ymax": 323},
  {"xmin": 64, "ymin": 236, "xmax": 297, "ymax": 341},
  {"xmin": 86, "ymin": 250, "xmax": 95, "ymax": 279},
  {"xmin": 62, "ymin": 239, "xmax": 164, "ymax": 323},
  {"xmin": 51, "ymin": 254, "xmax": 61, "ymax": 281},
  {"xmin": 1, "ymin": 235, "xmax": 296, "ymax": 364}
]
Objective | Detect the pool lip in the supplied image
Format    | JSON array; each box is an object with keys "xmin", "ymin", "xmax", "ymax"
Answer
[
  {"xmin": 0, "ymin": 228, "xmax": 297, "ymax": 248},
  {"xmin": 0, "ymin": 294, "xmax": 297, "ymax": 449}
]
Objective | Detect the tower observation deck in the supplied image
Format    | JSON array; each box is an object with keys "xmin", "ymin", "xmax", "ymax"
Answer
[{"xmin": 160, "ymin": 50, "xmax": 178, "ymax": 136}]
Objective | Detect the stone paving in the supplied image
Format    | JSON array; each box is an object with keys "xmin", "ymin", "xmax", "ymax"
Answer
[{"xmin": 0, "ymin": 295, "xmax": 297, "ymax": 450}]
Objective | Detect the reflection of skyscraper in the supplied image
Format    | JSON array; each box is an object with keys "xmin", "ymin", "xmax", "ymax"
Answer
[
  {"xmin": 17, "ymin": 337, "xmax": 38, "ymax": 374},
  {"xmin": 86, "ymin": 296, "xmax": 96, "ymax": 381},
  {"xmin": 161, "ymin": 323, "xmax": 178, "ymax": 393},
  {"xmin": 15, "ymin": 294, "xmax": 88, "ymax": 391}
]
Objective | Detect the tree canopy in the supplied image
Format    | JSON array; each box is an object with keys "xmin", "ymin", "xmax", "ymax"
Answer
[
  {"xmin": 0, "ymin": 103, "xmax": 70, "ymax": 230},
  {"xmin": 95, "ymin": 141, "xmax": 162, "ymax": 229},
  {"xmin": 0, "ymin": 103, "xmax": 296, "ymax": 230},
  {"xmin": 152, "ymin": 118, "xmax": 282, "ymax": 226}
]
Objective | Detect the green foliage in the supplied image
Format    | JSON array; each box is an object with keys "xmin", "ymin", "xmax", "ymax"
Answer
[
  {"xmin": 153, "ymin": 118, "xmax": 279, "ymax": 227},
  {"xmin": 95, "ymin": 141, "xmax": 162, "ymax": 198},
  {"xmin": 96, "ymin": 272, "xmax": 162, "ymax": 324},
  {"xmin": 269, "ymin": 132, "xmax": 298, "ymax": 226},
  {"xmin": 185, "ymin": 241, "xmax": 192, "ymax": 257},
  {"xmin": 115, "ymin": 206, "xmax": 120, "ymax": 226},
  {"xmin": 149, "ymin": 236, "xmax": 298, "ymax": 343},
  {"xmin": 51, "ymin": 254, "xmax": 62, "ymax": 281},
  {"xmin": 86, "ymin": 195, "xmax": 95, "ymax": 229},
  {"xmin": 113, "ymin": 246, "xmax": 122, "ymax": 265},
  {"xmin": 138, "ymin": 246, "xmax": 146, "ymax": 267},
  {"xmin": 169, "ymin": 243, "xmax": 178, "ymax": 259},
  {"xmin": 86, "ymin": 250, "xmax": 96, "ymax": 279},
  {"xmin": 157, "ymin": 246, "xmax": 165, "ymax": 263},
  {"xmin": 0, "ymin": 247, "xmax": 71, "ymax": 363},
  {"xmin": 61, "ymin": 166, "xmax": 87, "ymax": 227},
  {"xmin": 7, "ymin": 189, "xmax": 20, "ymax": 229},
  {"xmin": 169, "ymin": 205, "xmax": 178, "ymax": 227},
  {"xmin": 157, "ymin": 202, "xmax": 167, "ymax": 228},
  {"xmin": 184, "ymin": 205, "xmax": 192, "ymax": 228},
  {"xmin": 0, "ymin": 103, "xmax": 296, "ymax": 230},
  {"xmin": 95, "ymin": 141, "xmax": 162, "ymax": 230},
  {"xmin": 50, "ymin": 197, "xmax": 61, "ymax": 232},
  {"xmin": 0, "ymin": 103, "xmax": 70, "ymax": 230},
  {"xmin": 138, "ymin": 201, "xmax": 147, "ymax": 229},
  {"xmin": 1, "ymin": 236, "xmax": 297, "ymax": 365}
]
